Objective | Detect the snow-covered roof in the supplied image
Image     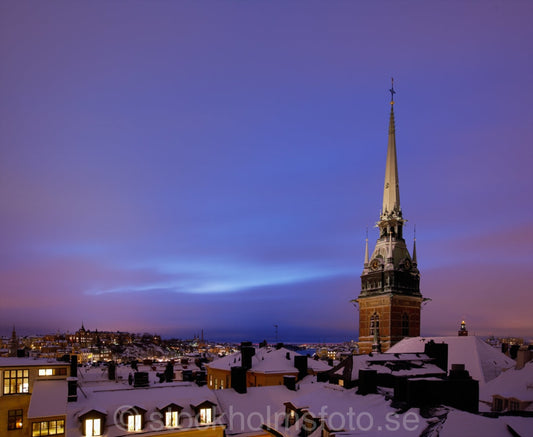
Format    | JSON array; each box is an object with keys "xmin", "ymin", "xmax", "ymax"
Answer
[
  {"xmin": 386, "ymin": 336, "xmax": 515, "ymax": 384},
  {"xmin": 480, "ymin": 361, "xmax": 533, "ymax": 402},
  {"xmin": 67, "ymin": 382, "xmax": 223, "ymax": 437},
  {"xmin": 206, "ymin": 347, "xmax": 330, "ymax": 374},
  {"xmin": 215, "ymin": 385, "xmax": 293, "ymax": 436},
  {"xmin": 330, "ymin": 353, "xmax": 444, "ymax": 381},
  {"xmin": 266, "ymin": 382, "xmax": 425, "ymax": 436},
  {"xmin": 501, "ymin": 416, "xmax": 533, "ymax": 437},
  {"xmin": 28, "ymin": 380, "xmax": 67, "ymax": 418},
  {"xmin": 0, "ymin": 357, "xmax": 69, "ymax": 367},
  {"xmin": 438, "ymin": 409, "xmax": 512, "ymax": 437}
]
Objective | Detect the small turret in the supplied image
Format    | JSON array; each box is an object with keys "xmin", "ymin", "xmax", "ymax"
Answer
[{"xmin": 458, "ymin": 320, "xmax": 469, "ymax": 336}]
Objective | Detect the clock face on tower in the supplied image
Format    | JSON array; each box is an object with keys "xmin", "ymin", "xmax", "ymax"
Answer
[{"xmin": 370, "ymin": 259, "xmax": 381, "ymax": 270}]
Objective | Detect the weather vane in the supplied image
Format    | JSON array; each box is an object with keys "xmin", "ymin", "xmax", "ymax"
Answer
[{"xmin": 389, "ymin": 77, "xmax": 395, "ymax": 104}]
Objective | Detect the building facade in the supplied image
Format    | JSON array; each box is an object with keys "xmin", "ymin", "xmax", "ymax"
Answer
[
  {"xmin": 0, "ymin": 358, "xmax": 70, "ymax": 437},
  {"xmin": 356, "ymin": 84, "xmax": 424, "ymax": 354}
]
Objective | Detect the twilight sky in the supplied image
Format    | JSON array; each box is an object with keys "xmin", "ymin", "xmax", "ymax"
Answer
[{"xmin": 1, "ymin": 1, "xmax": 532, "ymax": 342}]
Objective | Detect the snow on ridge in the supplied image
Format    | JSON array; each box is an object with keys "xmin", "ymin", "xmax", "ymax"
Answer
[{"xmin": 386, "ymin": 336, "xmax": 515, "ymax": 385}]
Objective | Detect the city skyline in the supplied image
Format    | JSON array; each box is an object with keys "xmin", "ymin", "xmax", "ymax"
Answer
[{"xmin": 1, "ymin": 2, "xmax": 532, "ymax": 342}]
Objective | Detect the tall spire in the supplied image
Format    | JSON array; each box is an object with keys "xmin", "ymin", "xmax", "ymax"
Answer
[
  {"xmin": 364, "ymin": 228, "xmax": 369, "ymax": 265},
  {"xmin": 382, "ymin": 78, "xmax": 401, "ymax": 218},
  {"xmin": 412, "ymin": 225, "xmax": 418, "ymax": 265}
]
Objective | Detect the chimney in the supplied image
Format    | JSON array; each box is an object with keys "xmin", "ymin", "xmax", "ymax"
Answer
[
  {"xmin": 283, "ymin": 375, "xmax": 296, "ymax": 391},
  {"xmin": 501, "ymin": 343, "xmax": 509, "ymax": 355},
  {"xmin": 424, "ymin": 340, "xmax": 448, "ymax": 372},
  {"xmin": 70, "ymin": 355, "xmax": 78, "ymax": 378},
  {"xmin": 446, "ymin": 364, "xmax": 479, "ymax": 413},
  {"xmin": 67, "ymin": 377, "xmax": 77, "ymax": 402},
  {"xmin": 231, "ymin": 366, "xmax": 247, "ymax": 394},
  {"xmin": 241, "ymin": 345, "xmax": 255, "ymax": 370},
  {"xmin": 357, "ymin": 369, "xmax": 377, "ymax": 395},
  {"xmin": 133, "ymin": 372, "xmax": 149, "ymax": 388},
  {"xmin": 108, "ymin": 361, "xmax": 116, "ymax": 380},
  {"xmin": 294, "ymin": 355, "xmax": 308, "ymax": 380}
]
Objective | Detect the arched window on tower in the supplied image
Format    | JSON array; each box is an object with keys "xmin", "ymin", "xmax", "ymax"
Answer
[
  {"xmin": 370, "ymin": 313, "xmax": 380, "ymax": 336},
  {"xmin": 402, "ymin": 313, "xmax": 409, "ymax": 337}
]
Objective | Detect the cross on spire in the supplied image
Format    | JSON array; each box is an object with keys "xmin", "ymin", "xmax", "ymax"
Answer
[{"xmin": 389, "ymin": 77, "xmax": 396, "ymax": 104}]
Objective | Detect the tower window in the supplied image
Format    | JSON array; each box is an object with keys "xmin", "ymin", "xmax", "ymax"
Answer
[
  {"xmin": 402, "ymin": 313, "xmax": 409, "ymax": 337},
  {"xmin": 370, "ymin": 313, "xmax": 380, "ymax": 336}
]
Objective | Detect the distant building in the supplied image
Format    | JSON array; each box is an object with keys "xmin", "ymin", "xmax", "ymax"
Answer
[
  {"xmin": 8, "ymin": 326, "xmax": 19, "ymax": 357},
  {"xmin": 458, "ymin": 320, "xmax": 469, "ymax": 336},
  {"xmin": 205, "ymin": 343, "xmax": 330, "ymax": 392},
  {"xmin": 355, "ymin": 84, "xmax": 423, "ymax": 354}
]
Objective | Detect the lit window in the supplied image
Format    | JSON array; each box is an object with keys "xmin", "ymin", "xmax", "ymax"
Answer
[
  {"xmin": 127, "ymin": 414, "xmax": 142, "ymax": 432},
  {"xmin": 38, "ymin": 368, "xmax": 66, "ymax": 377},
  {"xmin": 287, "ymin": 408, "xmax": 296, "ymax": 426},
  {"xmin": 3, "ymin": 369, "xmax": 29, "ymax": 394},
  {"xmin": 165, "ymin": 411, "xmax": 178, "ymax": 427},
  {"xmin": 85, "ymin": 418, "xmax": 102, "ymax": 436},
  {"xmin": 199, "ymin": 408, "xmax": 212, "ymax": 424},
  {"xmin": 8, "ymin": 409, "xmax": 23, "ymax": 430},
  {"xmin": 31, "ymin": 420, "xmax": 65, "ymax": 436}
]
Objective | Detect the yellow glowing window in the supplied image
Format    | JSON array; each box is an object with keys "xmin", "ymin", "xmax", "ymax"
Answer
[
  {"xmin": 127, "ymin": 414, "xmax": 142, "ymax": 431},
  {"xmin": 31, "ymin": 419, "xmax": 65, "ymax": 436},
  {"xmin": 199, "ymin": 408, "xmax": 212, "ymax": 424},
  {"xmin": 85, "ymin": 418, "xmax": 102, "ymax": 436},
  {"xmin": 3, "ymin": 369, "xmax": 29, "ymax": 394},
  {"xmin": 165, "ymin": 411, "xmax": 178, "ymax": 427},
  {"xmin": 39, "ymin": 368, "xmax": 54, "ymax": 376},
  {"xmin": 8, "ymin": 409, "xmax": 23, "ymax": 430}
]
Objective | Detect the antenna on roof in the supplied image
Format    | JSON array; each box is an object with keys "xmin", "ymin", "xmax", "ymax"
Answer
[{"xmin": 274, "ymin": 324, "xmax": 279, "ymax": 343}]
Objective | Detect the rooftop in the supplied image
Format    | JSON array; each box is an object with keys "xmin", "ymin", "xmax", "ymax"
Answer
[
  {"xmin": 206, "ymin": 347, "xmax": 331, "ymax": 374},
  {"xmin": 386, "ymin": 336, "xmax": 515, "ymax": 384}
]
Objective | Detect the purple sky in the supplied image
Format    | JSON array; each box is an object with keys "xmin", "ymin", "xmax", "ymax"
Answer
[{"xmin": 1, "ymin": 2, "xmax": 532, "ymax": 342}]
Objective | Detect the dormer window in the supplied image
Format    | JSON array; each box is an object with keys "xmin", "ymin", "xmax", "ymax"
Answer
[
  {"xmin": 289, "ymin": 409, "xmax": 296, "ymax": 425},
  {"xmin": 284, "ymin": 404, "xmax": 299, "ymax": 427},
  {"xmin": 166, "ymin": 411, "xmax": 178, "ymax": 427},
  {"xmin": 191, "ymin": 401, "xmax": 216, "ymax": 425},
  {"xmin": 158, "ymin": 403, "xmax": 183, "ymax": 428},
  {"xmin": 128, "ymin": 414, "xmax": 141, "ymax": 432},
  {"xmin": 85, "ymin": 418, "xmax": 101, "ymax": 436},
  {"xmin": 115, "ymin": 406, "xmax": 146, "ymax": 432},
  {"xmin": 199, "ymin": 407, "xmax": 212, "ymax": 424},
  {"xmin": 79, "ymin": 409, "xmax": 106, "ymax": 437}
]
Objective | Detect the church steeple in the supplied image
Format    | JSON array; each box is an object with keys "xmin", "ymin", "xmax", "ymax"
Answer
[
  {"xmin": 364, "ymin": 229, "xmax": 369, "ymax": 266},
  {"xmin": 382, "ymin": 78, "xmax": 401, "ymax": 219},
  {"xmin": 356, "ymin": 81, "xmax": 423, "ymax": 354}
]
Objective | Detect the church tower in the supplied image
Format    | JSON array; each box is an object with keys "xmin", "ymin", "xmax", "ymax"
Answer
[{"xmin": 356, "ymin": 81, "xmax": 423, "ymax": 354}]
